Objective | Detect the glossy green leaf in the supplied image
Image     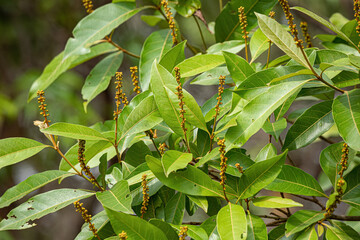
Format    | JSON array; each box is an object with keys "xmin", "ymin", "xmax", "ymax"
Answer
[
  {"xmin": 285, "ymin": 210, "xmax": 324, "ymax": 237},
  {"xmin": 237, "ymin": 151, "xmax": 287, "ymax": 200},
  {"xmin": 140, "ymin": 29, "xmax": 172, "ymax": 90},
  {"xmin": 296, "ymin": 226, "xmax": 318, "ymax": 240},
  {"xmin": 343, "ymin": 165, "xmax": 360, "ymax": 210},
  {"xmin": 268, "ymin": 223, "xmax": 299, "ymax": 240},
  {"xmin": 159, "ymin": 40, "xmax": 186, "ymax": 72},
  {"xmin": 0, "ymin": 170, "xmax": 73, "ymax": 209},
  {"xmin": 75, "ymin": 211, "xmax": 113, "ymax": 240},
  {"xmin": 161, "ymin": 150, "xmax": 192, "ymax": 177},
  {"xmin": 175, "ymin": 54, "xmax": 225, "ymax": 78},
  {"xmin": 283, "ymin": 100, "xmax": 334, "ymax": 151},
  {"xmin": 215, "ymin": 0, "xmax": 277, "ymax": 42},
  {"xmin": 187, "ymin": 195, "xmax": 208, "ymax": 212},
  {"xmin": 191, "ymin": 67, "xmax": 231, "ymax": 86},
  {"xmin": 0, "ymin": 137, "xmax": 50, "ymax": 170},
  {"xmin": 246, "ymin": 212, "xmax": 267, "ymax": 240},
  {"xmin": 174, "ymin": 0, "xmax": 201, "ymax": 17},
  {"xmin": 226, "ymin": 81, "xmax": 307, "ymax": 147},
  {"xmin": 0, "ymin": 189, "xmax": 95, "ymax": 230},
  {"xmin": 330, "ymin": 220, "xmax": 360, "ymax": 239},
  {"xmin": 256, "ymin": 13, "xmax": 309, "ymax": 68},
  {"xmin": 146, "ymin": 155, "xmax": 237, "ymax": 199},
  {"xmin": 324, "ymin": 223, "xmax": 354, "ymax": 240},
  {"xmin": 82, "ymin": 51, "xmax": 123, "ymax": 110},
  {"xmin": 105, "ymin": 208, "xmax": 167, "ymax": 240},
  {"xmin": 217, "ymin": 203, "xmax": 247, "ymax": 240},
  {"xmin": 333, "ymin": 89, "xmax": 360, "ymax": 151},
  {"xmin": 172, "ymin": 224, "xmax": 209, "ymax": 240},
  {"xmin": 262, "ymin": 118, "xmax": 287, "ymax": 142},
  {"xmin": 96, "ymin": 180, "xmax": 133, "ymax": 214},
  {"xmin": 201, "ymin": 216, "xmax": 220, "ymax": 240},
  {"xmin": 266, "ymin": 165, "xmax": 327, "ymax": 197},
  {"xmin": 252, "ymin": 196, "xmax": 303, "ymax": 208},
  {"xmin": 28, "ymin": 42, "xmax": 117, "ymax": 101},
  {"xmin": 255, "ymin": 143, "xmax": 277, "ymax": 162},
  {"xmin": 207, "ymin": 40, "xmax": 245, "ymax": 55},
  {"xmin": 41, "ymin": 122, "xmax": 109, "ymax": 141},
  {"xmin": 320, "ymin": 142, "xmax": 356, "ymax": 186},
  {"xmin": 149, "ymin": 219, "xmax": 178, "ymax": 240},
  {"xmin": 250, "ymin": 28, "xmax": 270, "ymax": 63},
  {"xmin": 120, "ymin": 95, "xmax": 162, "ymax": 138},
  {"xmin": 292, "ymin": 7, "xmax": 359, "ymax": 51},
  {"xmin": 223, "ymin": 51, "xmax": 255, "ymax": 86},
  {"xmin": 164, "ymin": 192, "xmax": 185, "ymax": 225},
  {"xmin": 150, "ymin": 62, "xmax": 208, "ymax": 134},
  {"xmin": 64, "ymin": 3, "xmax": 144, "ymax": 59}
]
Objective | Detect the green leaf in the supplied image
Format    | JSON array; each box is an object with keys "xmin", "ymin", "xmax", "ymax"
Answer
[
  {"xmin": 99, "ymin": 154, "xmax": 108, "ymax": 188},
  {"xmin": 250, "ymin": 28, "xmax": 270, "ymax": 63},
  {"xmin": 285, "ymin": 210, "xmax": 324, "ymax": 237},
  {"xmin": 255, "ymin": 143, "xmax": 277, "ymax": 162},
  {"xmin": 105, "ymin": 208, "xmax": 167, "ymax": 240},
  {"xmin": 0, "ymin": 189, "xmax": 95, "ymax": 230},
  {"xmin": 283, "ymin": 100, "xmax": 334, "ymax": 151},
  {"xmin": 324, "ymin": 223, "xmax": 354, "ymax": 240},
  {"xmin": 150, "ymin": 62, "xmax": 208, "ymax": 134},
  {"xmin": 75, "ymin": 211, "xmax": 114, "ymax": 240},
  {"xmin": 292, "ymin": 7, "xmax": 359, "ymax": 51},
  {"xmin": 175, "ymin": 54, "xmax": 225, "ymax": 78},
  {"xmin": 266, "ymin": 165, "xmax": 327, "ymax": 197},
  {"xmin": 226, "ymin": 81, "xmax": 307, "ymax": 147},
  {"xmin": 343, "ymin": 165, "xmax": 360, "ymax": 210},
  {"xmin": 161, "ymin": 150, "xmax": 192, "ymax": 177},
  {"xmin": 246, "ymin": 212, "xmax": 267, "ymax": 240},
  {"xmin": 223, "ymin": 51, "xmax": 255, "ymax": 86},
  {"xmin": 237, "ymin": 151, "xmax": 287, "ymax": 200},
  {"xmin": 330, "ymin": 220, "xmax": 360, "ymax": 239},
  {"xmin": 159, "ymin": 41, "xmax": 186, "ymax": 72},
  {"xmin": 124, "ymin": 141, "xmax": 151, "ymax": 167},
  {"xmin": 120, "ymin": 95, "xmax": 162, "ymax": 138},
  {"xmin": 333, "ymin": 89, "xmax": 360, "ymax": 151},
  {"xmin": 256, "ymin": 13, "xmax": 309, "ymax": 68},
  {"xmin": 207, "ymin": 40, "xmax": 245, "ymax": 55},
  {"xmin": 191, "ymin": 66, "xmax": 231, "ymax": 86},
  {"xmin": 146, "ymin": 155, "xmax": 237, "ymax": 199},
  {"xmin": 0, "ymin": 170, "xmax": 73, "ymax": 209},
  {"xmin": 96, "ymin": 180, "xmax": 133, "ymax": 214},
  {"xmin": 262, "ymin": 118, "xmax": 287, "ymax": 142},
  {"xmin": 172, "ymin": 224, "xmax": 209, "ymax": 240},
  {"xmin": 252, "ymin": 196, "xmax": 303, "ymax": 208},
  {"xmin": 320, "ymin": 142, "xmax": 356, "ymax": 187},
  {"xmin": 64, "ymin": 3, "xmax": 144, "ymax": 59},
  {"xmin": 28, "ymin": 42, "xmax": 117, "ymax": 101},
  {"xmin": 164, "ymin": 192, "xmax": 185, "ymax": 225},
  {"xmin": 201, "ymin": 216, "xmax": 219, "ymax": 239},
  {"xmin": 41, "ymin": 122, "xmax": 109, "ymax": 141},
  {"xmin": 0, "ymin": 137, "xmax": 50, "ymax": 170},
  {"xmin": 187, "ymin": 195, "xmax": 208, "ymax": 212},
  {"xmin": 140, "ymin": 30, "xmax": 173, "ymax": 90},
  {"xmin": 215, "ymin": 0, "xmax": 277, "ymax": 42},
  {"xmin": 174, "ymin": 0, "xmax": 201, "ymax": 17},
  {"xmin": 82, "ymin": 51, "xmax": 123, "ymax": 110},
  {"xmin": 296, "ymin": 226, "xmax": 318, "ymax": 240},
  {"xmin": 217, "ymin": 203, "xmax": 247, "ymax": 240},
  {"xmin": 149, "ymin": 219, "xmax": 179, "ymax": 240}
]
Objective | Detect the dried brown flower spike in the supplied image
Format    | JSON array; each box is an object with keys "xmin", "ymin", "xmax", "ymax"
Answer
[
  {"xmin": 74, "ymin": 200, "xmax": 100, "ymax": 240},
  {"xmin": 300, "ymin": 21, "xmax": 313, "ymax": 48},
  {"xmin": 130, "ymin": 66, "xmax": 141, "ymax": 94},
  {"xmin": 82, "ymin": 0, "xmax": 94, "ymax": 14},
  {"xmin": 140, "ymin": 174, "xmax": 149, "ymax": 218},
  {"xmin": 238, "ymin": 7, "xmax": 249, "ymax": 62},
  {"xmin": 161, "ymin": 0, "xmax": 178, "ymax": 45}
]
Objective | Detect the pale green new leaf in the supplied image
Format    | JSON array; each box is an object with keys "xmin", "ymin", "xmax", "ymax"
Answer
[
  {"xmin": 96, "ymin": 180, "xmax": 133, "ymax": 214},
  {"xmin": 217, "ymin": 203, "xmax": 247, "ymax": 240},
  {"xmin": 237, "ymin": 151, "xmax": 287, "ymax": 200},
  {"xmin": 0, "ymin": 170, "xmax": 73, "ymax": 209},
  {"xmin": 140, "ymin": 29, "xmax": 172, "ymax": 90},
  {"xmin": 64, "ymin": 3, "xmax": 145, "ymax": 59},
  {"xmin": 285, "ymin": 210, "xmax": 324, "ymax": 237},
  {"xmin": 256, "ymin": 13, "xmax": 309, "ymax": 68},
  {"xmin": 161, "ymin": 150, "xmax": 192, "ymax": 177},
  {"xmin": 252, "ymin": 196, "xmax": 303, "ymax": 208},
  {"xmin": 105, "ymin": 208, "xmax": 167, "ymax": 240},
  {"xmin": 332, "ymin": 89, "xmax": 360, "ymax": 151},
  {"xmin": 41, "ymin": 122, "xmax": 109, "ymax": 141},
  {"xmin": 0, "ymin": 189, "xmax": 95, "ymax": 231},
  {"xmin": 175, "ymin": 54, "xmax": 225, "ymax": 78},
  {"xmin": 82, "ymin": 51, "xmax": 123, "ymax": 110},
  {"xmin": 0, "ymin": 138, "xmax": 50, "ymax": 170},
  {"xmin": 226, "ymin": 81, "xmax": 307, "ymax": 147},
  {"xmin": 266, "ymin": 165, "xmax": 327, "ymax": 197}
]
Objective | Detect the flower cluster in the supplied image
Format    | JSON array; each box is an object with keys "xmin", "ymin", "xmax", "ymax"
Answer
[
  {"xmin": 114, "ymin": 72, "xmax": 128, "ymax": 120},
  {"xmin": 78, "ymin": 140, "xmax": 97, "ymax": 186},
  {"xmin": 218, "ymin": 138, "xmax": 228, "ymax": 201},
  {"xmin": 74, "ymin": 200, "xmax": 99, "ymax": 239},
  {"xmin": 235, "ymin": 163, "xmax": 244, "ymax": 174},
  {"xmin": 130, "ymin": 66, "xmax": 141, "ymax": 94},
  {"xmin": 300, "ymin": 21, "xmax": 313, "ymax": 48},
  {"xmin": 119, "ymin": 231, "xmax": 128, "ymax": 240},
  {"xmin": 174, "ymin": 67, "xmax": 187, "ymax": 136},
  {"xmin": 355, "ymin": 0, "xmax": 360, "ymax": 33},
  {"xmin": 140, "ymin": 174, "xmax": 149, "ymax": 218},
  {"xmin": 210, "ymin": 76, "xmax": 225, "ymax": 142},
  {"xmin": 161, "ymin": 0, "xmax": 178, "ymax": 44},
  {"xmin": 82, "ymin": 0, "xmax": 94, "ymax": 14},
  {"xmin": 37, "ymin": 90, "xmax": 51, "ymax": 126},
  {"xmin": 178, "ymin": 226, "xmax": 188, "ymax": 240},
  {"xmin": 238, "ymin": 7, "xmax": 249, "ymax": 61},
  {"xmin": 338, "ymin": 143, "xmax": 349, "ymax": 178},
  {"xmin": 158, "ymin": 143, "xmax": 167, "ymax": 155},
  {"xmin": 278, "ymin": 0, "xmax": 303, "ymax": 48}
]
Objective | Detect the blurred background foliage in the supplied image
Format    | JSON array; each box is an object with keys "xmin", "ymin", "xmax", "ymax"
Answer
[{"xmin": 0, "ymin": 0, "xmax": 356, "ymax": 239}]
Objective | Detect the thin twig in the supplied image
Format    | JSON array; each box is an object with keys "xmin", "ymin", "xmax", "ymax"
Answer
[
  {"xmin": 193, "ymin": 15, "xmax": 207, "ymax": 50},
  {"xmin": 278, "ymin": 136, "xmax": 296, "ymax": 166},
  {"xmin": 329, "ymin": 215, "xmax": 360, "ymax": 221},
  {"xmin": 280, "ymin": 192, "xmax": 291, "ymax": 216},
  {"xmin": 291, "ymin": 194, "xmax": 326, "ymax": 210},
  {"xmin": 105, "ymin": 36, "xmax": 140, "ymax": 59},
  {"xmin": 266, "ymin": 219, "xmax": 287, "ymax": 227}
]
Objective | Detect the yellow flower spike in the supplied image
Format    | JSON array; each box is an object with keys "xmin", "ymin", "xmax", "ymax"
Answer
[
  {"xmin": 354, "ymin": 0, "xmax": 360, "ymax": 48},
  {"xmin": 178, "ymin": 226, "xmax": 188, "ymax": 240},
  {"xmin": 238, "ymin": 7, "xmax": 249, "ymax": 62},
  {"xmin": 37, "ymin": 90, "xmax": 51, "ymax": 127},
  {"xmin": 217, "ymin": 138, "xmax": 229, "ymax": 202},
  {"xmin": 130, "ymin": 66, "xmax": 141, "ymax": 94},
  {"xmin": 161, "ymin": 0, "xmax": 178, "ymax": 45},
  {"xmin": 82, "ymin": 0, "xmax": 94, "ymax": 14},
  {"xmin": 74, "ymin": 200, "xmax": 100, "ymax": 240},
  {"xmin": 119, "ymin": 231, "xmax": 128, "ymax": 240},
  {"xmin": 140, "ymin": 174, "xmax": 149, "ymax": 219},
  {"xmin": 300, "ymin": 21, "xmax": 313, "ymax": 48}
]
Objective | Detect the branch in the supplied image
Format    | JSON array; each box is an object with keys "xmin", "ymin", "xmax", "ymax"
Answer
[
  {"xmin": 329, "ymin": 215, "xmax": 360, "ymax": 221},
  {"xmin": 292, "ymin": 194, "xmax": 326, "ymax": 210}
]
